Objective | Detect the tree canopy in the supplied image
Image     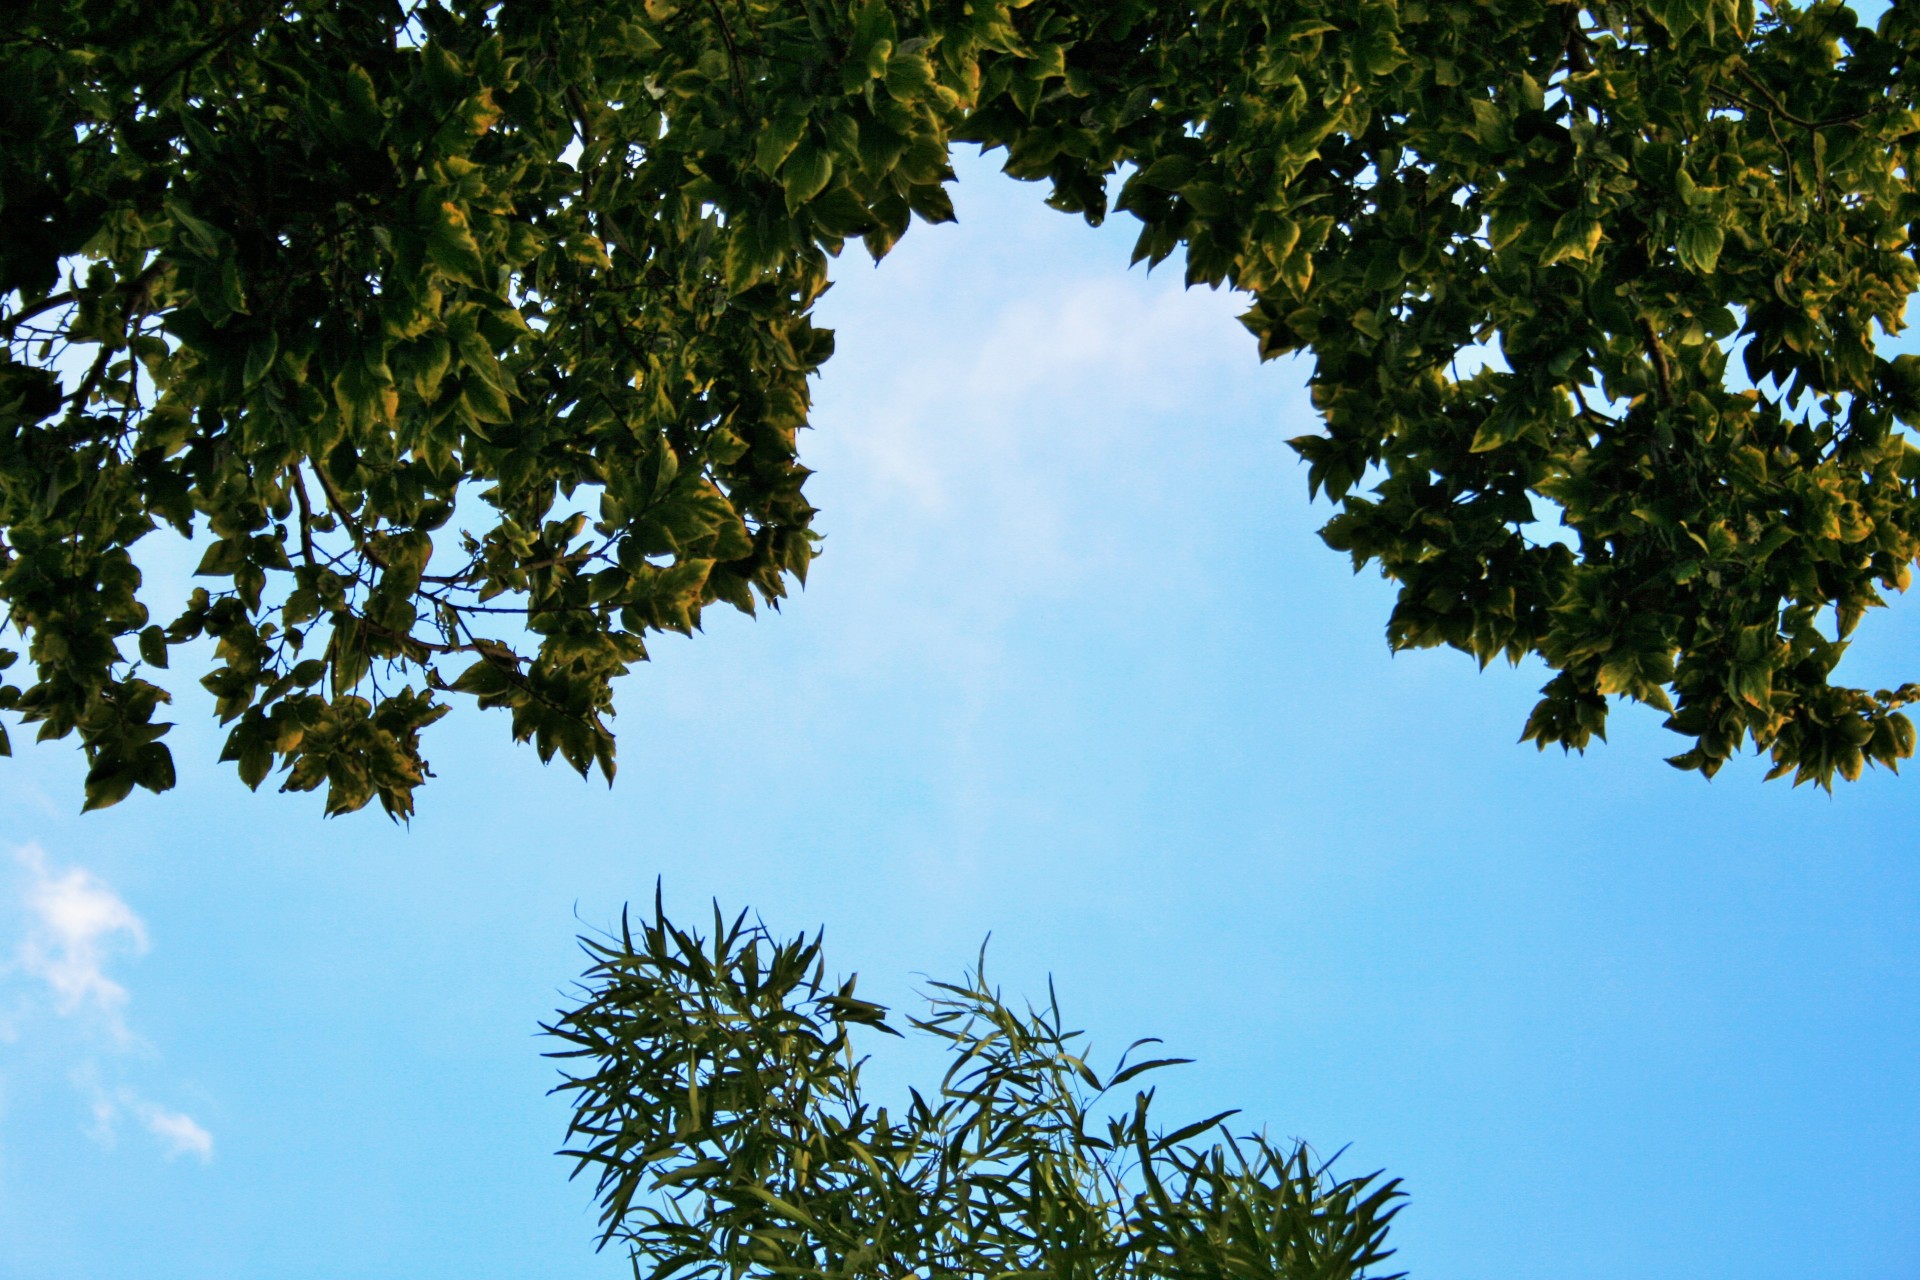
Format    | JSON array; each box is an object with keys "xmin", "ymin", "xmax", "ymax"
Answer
[
  {"xmin": 7, "ymin": 0, "xmax": 1920, "ymax": 814},
  {"xmin": 547, "ymin": 898, "xmax": 1406, "ymax": 1280}
]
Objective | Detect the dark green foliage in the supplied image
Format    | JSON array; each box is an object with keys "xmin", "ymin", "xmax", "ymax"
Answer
[
  {"xmin": 6, "ymin": 0, "xmax": 1920, "ymax": 811},
  {"xmin": 3, "ymin": 0, "xmax": 854, "ymax": 815},
  {"xmin": 546, "ymin": 897, "xmax": 1406, "ymax": 1280}
]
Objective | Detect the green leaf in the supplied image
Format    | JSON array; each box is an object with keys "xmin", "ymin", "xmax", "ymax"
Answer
[
  {"xmin": 883, "ymin": 52, "xmax": 937, "ymax": 101},
  {"xmin": 243, "ymin": 331, "xmax": 280, "ymax": 388},
  {"xmin": 164, "ymin": 199, "xmax": 223, "ymax": 254},
  {"xmin": 905, "ymin": 182, "xmax": 956, "ymax": 225},
  {"xmin": 1678, "ymin": 220, "xmax": 1725, "ymax": 274},
  {"xmin": 1470, "ymin": 410, "xmax": 1531, "ymax": 453},
  {"xmin": 412, "ymin": 333, "xmax": 452, "ymax": 402},
  {"xmin": 1135, "ymin": 155, "xmax": 1198, "ymax": 189},
  {"xmin": 194, "ymin": 539, "xmax": 247, "ymax": 577},
  {"xmin": 139, "ymin": 625, "xmax": 170, "ymax": 669},
  {"xmin": 782, "ymin": 141, "xmax": 833, "ymax": 213},
  {"xmin": 330, "ymin": 618, "xmax": 370, "ymax": 697},
  {"xmin": 1518, "ymin": 72, "xmax": 1545, "ymax": 112},
  {"xmin": 449, "ymin": 658, "xmax": 522, "ymax": 709},
  {"xmin": 756, "ymin": 111, "xmax": 810, "ymax": 176}
]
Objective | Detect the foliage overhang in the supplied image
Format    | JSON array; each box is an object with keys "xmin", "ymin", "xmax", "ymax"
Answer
[{"xmin": 5, "ymin": 0, "xmax": 1920, "ymax": 813}]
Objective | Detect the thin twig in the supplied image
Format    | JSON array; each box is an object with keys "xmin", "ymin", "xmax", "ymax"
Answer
[
  {"xmin": 1570, "ymin": 383, "xmax": 1616, "ymax": 426},
  {"xmin": 1727, "ymin": 62, "xmax": 1872, "ymax": 131},
  {"xmin": 703, "ymin": 0, "xmax": 751, "ymax": 108},
  {"xmin": 351, "ymin": 610, "xmax": 481, "ymax": 658},
  {"xmin": 55, "ymin": 262, "xmax": 165, "ymax": 425}
]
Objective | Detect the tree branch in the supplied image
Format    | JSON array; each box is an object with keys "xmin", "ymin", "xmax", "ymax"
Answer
[
  {"xmin": 0, "ymin": 292, "xmax": 76, "ymax": 337},
  {"xmin": 309, "ymin": 462, "xmax": 389, "ymax": 570}
]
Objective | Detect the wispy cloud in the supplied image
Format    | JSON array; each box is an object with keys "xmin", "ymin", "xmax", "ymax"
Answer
[
  {"xmin": 77, "ymin": 1073, "xmax": 214, "ymax": 1163},
  {"xmin": 15, "ymin": 844, "xmax": 149, "ymax": 1039},
  {"xmin": 7, "ymin": 844, "xmax": 213, "ymax": 1162},
  {"xmin": 140, "ymin": 1101, "xmax": 214, "ymax": 1161}
]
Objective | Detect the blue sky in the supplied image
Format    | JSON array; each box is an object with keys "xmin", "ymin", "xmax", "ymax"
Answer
[{"xmin": 2, "ymin": 148, "xmax": 1917, "ymax": 1279}]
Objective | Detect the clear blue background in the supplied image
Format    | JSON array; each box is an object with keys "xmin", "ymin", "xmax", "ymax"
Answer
[{"xmin": 1, "ymin": 149, "xmax": 1915, "ymax": 1279}]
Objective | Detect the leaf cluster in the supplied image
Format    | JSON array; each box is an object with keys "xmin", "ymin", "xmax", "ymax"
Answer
[
  {"xmin": 2, "ymin": 0, "xmax": 893, "ymax": 813},
  {"xmin": 947, "ymin": 0, "xmax": 1920, "ymax": 785},
  {"xmin": 546, "ymin": 895, "xmax": 1405, "ymax": 1280},
  {"xmin": 8, "ymin": 0, "xmax": 1920, "ymax": 810}
]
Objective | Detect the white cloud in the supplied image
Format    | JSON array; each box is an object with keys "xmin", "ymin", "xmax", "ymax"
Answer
[
  {"xmin": 6, "ymin": 845, "xmax": 214, "ymax": 1162},
  {"xmin": 138, "ymin": 1102, "xmax": 214, "ymax": 1162},
  {"xmin": 13, "ymin": 844, "xmax": 148, "ymax": 1040},
  {"xmin": 76, "ymin": 1073, "xmax": 214, "ymax": 1163},
  {"xmin": 828, "ymin": 274, "xmax": 1254, "ymax": 532},
  {"xmin": 793, "ymin": 258, "xmax": 1298, "ymax": 717}
]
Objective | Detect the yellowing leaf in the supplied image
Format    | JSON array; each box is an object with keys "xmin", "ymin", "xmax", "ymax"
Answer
[
  {"xmin": 461, "ymin": 88, "xmax": 503, "ymax": 136},
  {"xmin": 427, "ymin": 202, "xmax": 488, "ymax": 286},
  {"xmin": 1541, "ymin": 211, "xmax": 1603, "ymax": 266},
  {"xmin": 566, "ymin": 235, "xmax": 612, "ymax": 270}
]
